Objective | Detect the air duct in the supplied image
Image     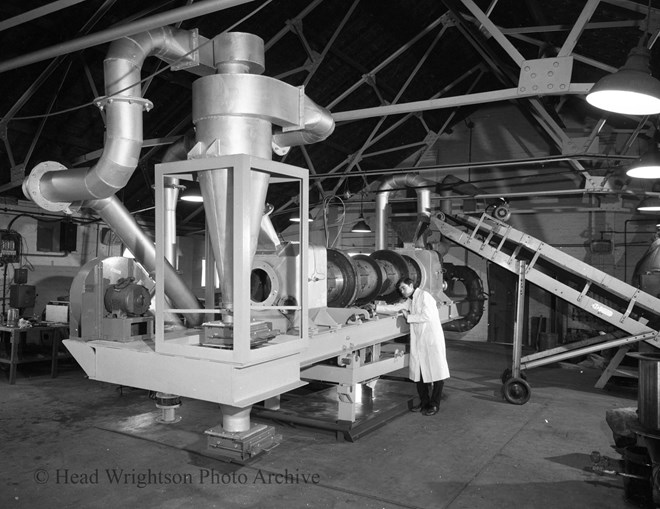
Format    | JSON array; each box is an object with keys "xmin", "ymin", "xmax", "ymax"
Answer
[
  {"xmin": 86, "ymin": 196, "xmax": 203, "ymax": 326},
  {"xmin": 375, "ymin": 174, "xmax": 433, "ymax": 250},
  {"xmin": 272, "ymin": 96, "xmax": 335, "ymax": 149},
  {"xmin": 23, "ymin": 26, "xmax": 201, "ymax": 211}
]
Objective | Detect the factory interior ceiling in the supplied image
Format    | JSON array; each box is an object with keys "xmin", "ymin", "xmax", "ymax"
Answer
[{"xmin": 0, "ymin": 0, "xmax": 658, "ymax": 233}]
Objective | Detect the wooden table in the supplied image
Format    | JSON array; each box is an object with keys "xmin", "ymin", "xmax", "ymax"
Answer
[{"xmin": 0, "ymin": 324, "xmax": 70, "ymax": 384}]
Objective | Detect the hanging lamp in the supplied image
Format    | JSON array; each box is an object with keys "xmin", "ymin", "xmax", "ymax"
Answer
[
  {"xmin": 587, "ymin": 2, "xmax": 660, "ymax": 115},
  {"xmin": 351, "ymin": 192, "xmax": 371, "ymax": 233}
]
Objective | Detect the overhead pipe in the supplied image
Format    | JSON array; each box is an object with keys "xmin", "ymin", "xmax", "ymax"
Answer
[
  {"xmin": 375, "ymin": 174, "xmax": 433, "ymax": 250},
  {"xmin": 86, "ymin": 196, "xmax": 203, "ymax": 327},
  {"xmin": 0, "ymin": 0, "xmax": 256, "ymax": 74},
  {"xmin": 23, "ymin": 26, "xmax": 203, "ymax": 210}
]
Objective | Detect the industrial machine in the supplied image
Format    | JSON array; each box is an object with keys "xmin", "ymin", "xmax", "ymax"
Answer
[{"xmin": 22, "ymin": 28, "xmax": 482, "ymax": 458}]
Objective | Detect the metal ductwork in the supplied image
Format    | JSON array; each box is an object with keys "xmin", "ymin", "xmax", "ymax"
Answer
[
  {"xmin": 24, "ymin": 26, "xmax": 200, "ymax": 211},
  {"xmin": 86, "ymin": 196, "xmax": 203, "ymax": 326},
  {"xmin": 258, "ymin": 204, "xmax": 283, "ymax": 252},
  {"xmin": 189, "ymin": 32, "xmax": 334, "ymax": 322},
  {"xmin": 272, "ymin": 96, "xmax": 336, "ymax": 149},
  {"xmin": 162, "ymin": 131, "xmax": 196, "ymax": 264},
  {"xmin": 375, "ymin": 174, "xmax": 434, "ymax": 250}
]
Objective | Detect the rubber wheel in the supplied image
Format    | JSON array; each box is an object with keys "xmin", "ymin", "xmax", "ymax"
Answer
[{"xmin": 503, "ymin": 377, "xmax": 531, "ymax": 405}]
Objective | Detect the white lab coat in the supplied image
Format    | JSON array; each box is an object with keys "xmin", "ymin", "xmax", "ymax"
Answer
[{"xmin": 376, "ymin": 288, "xmax": 449, "ymax": 382}]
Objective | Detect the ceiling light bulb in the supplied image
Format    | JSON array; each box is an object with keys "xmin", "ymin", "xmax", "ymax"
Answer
[
  {"xmin": 627, "ymin": 142, "xmax": 660, "ymax": 178},
  {"xmin": 586, "ymin": 47, "xmax": 660, "ymax": 115},
  {"xmin": 180, "ymin": 193, "xmax": 204, "ymax": 202},
  {"xmin": 351, "ymin": 216, "xmax": 371, "ymax": 233},
  {"xmin": 627, "ymin": 164, "xmax": 660, "ymax": 178},
  {"xmin": 290, "ymin": 213, "xmax": 313, "ymax": 223},
  {"xmin": 637, "ymin": 196, "xmax": 660, "ymax": 212}
]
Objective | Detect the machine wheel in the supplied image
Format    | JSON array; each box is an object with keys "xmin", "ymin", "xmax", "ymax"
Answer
[{"xmin": 502, "ymin": 377, "xmax": 531, "ymax": 405}]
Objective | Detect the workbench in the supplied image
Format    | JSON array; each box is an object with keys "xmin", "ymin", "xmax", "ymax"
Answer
[{"xmin": 0, "ymin": 324, "xmax": 70, "ymax": 384}]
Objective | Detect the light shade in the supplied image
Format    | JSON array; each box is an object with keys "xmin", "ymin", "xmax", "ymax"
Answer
[
  {"xmin": 627, "ymin": 147, "xmax": 660, "ymax": 178},
  {"xmin": 586, "ymin": 47, "xmax": 660, "ymax": 115},
  {"xmin": 351, "ymin": 216, "xmax": 372, "ymax": 233},
  {"xmin": 290, "ymin": 213, "xmax": 313, "ymax": 223},
  {"xmin": 180, "ymin": 187, "xmax": 203, "ymax": 202},
  {"xmin": 637, "ymin": 196, "xmax": 660, "ymax": 212}
]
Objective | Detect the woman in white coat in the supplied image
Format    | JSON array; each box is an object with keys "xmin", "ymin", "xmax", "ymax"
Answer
[{"xmin": 376, "ymin": 277, "xmax": 449, "ymax": 416}]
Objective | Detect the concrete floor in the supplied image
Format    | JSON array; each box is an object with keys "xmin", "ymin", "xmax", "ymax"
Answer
[{"xmin": 1, "ymin": 339, "xmax": 646, "ymax": 509}]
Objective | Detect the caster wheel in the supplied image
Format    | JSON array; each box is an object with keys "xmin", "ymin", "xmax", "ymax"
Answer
[
  {"xmin": 501, "ymin": 368, "xmax": 512, "ymax": 384},
  {"xmin": 503, "ymin": 377, "xmax": 531, "ymax": 405}
]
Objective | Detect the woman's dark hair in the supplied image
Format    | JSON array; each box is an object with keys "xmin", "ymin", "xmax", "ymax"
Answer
[{"xmin": 396, "ymin": 277, "xmax": 416, "ymax": 289}]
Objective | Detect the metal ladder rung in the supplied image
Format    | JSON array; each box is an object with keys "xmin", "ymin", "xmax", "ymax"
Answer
[
  {"xmin": 470, "ymin": 215, "xmax": 486, "ymax": 240},
  {"xmin": 508, "ymin": 244, "xmax": 522, "ymax": 264},
  {"xmin": 526, "ymin": 245, "xmax": 543, "ymax": 273},
  {"xmin": 577, "ymin": 281, "xmax": 591, "ymax": 302},
  {"xmin": 480, "ymin": 229, "xmax": 496, "ymax": 251},
  {"xmin": 496, "ymin": 225, "xmax": 512, "ymax": 252},
  {"xmin": 621, "ymin": 289, "xmax": 640, "ymax": 323}
]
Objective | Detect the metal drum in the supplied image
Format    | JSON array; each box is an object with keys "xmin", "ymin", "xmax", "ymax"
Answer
[{"xmin": 630, "ymin": 352, "xmax": 660, "ymax": 430}]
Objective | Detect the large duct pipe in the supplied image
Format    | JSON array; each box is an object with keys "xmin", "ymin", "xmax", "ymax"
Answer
[
  {"xmin": 86, "ymin": 196, "xmax": 203, "ymax": 327},
  {"xmin": 375, "ymin": 174, "xmax": 434, "ymax": 250},
  {"xmin": 272, "ymin": 96, "xmax": 335, "ymax": 149},
  {"xmin": 23, "ymin": 26, "xmax": 200, "ymax": 210}
]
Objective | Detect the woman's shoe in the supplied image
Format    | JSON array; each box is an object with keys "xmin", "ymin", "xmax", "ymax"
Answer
[{"xmin": 423, "ymin": 405, "xmax": 439, "ymax": 416}]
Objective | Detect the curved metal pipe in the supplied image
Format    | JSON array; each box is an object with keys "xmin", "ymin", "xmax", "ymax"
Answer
[
  {"xmin": 272, "ymin": 96, "xmax": 335, "ymax": 149},
  {"xmin": 85, "ymin": 196, "xmax": 203, "ymax": 327},
  {"xmin": 375, "ymin": 174, "xmax": 434, "ymax": 250},
  {"xmin": 25, "ymin": 27, "xmax": 199, "ymax": 208},
  {"xmin": 442, "ymin": 263, "xmax": 485, "ymax": 332}
]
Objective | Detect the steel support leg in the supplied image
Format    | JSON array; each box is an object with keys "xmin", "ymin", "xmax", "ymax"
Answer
[{"xmin": 511, "ymin": 261, "xmax": 526, "ymax": 378}]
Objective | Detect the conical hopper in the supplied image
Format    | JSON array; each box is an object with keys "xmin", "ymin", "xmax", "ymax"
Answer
[
  {"xmin": 191, "ymin": 33, "xmax": 271, "ymax": 322},
  {"xmin": 198, "ymin": 166, "xmax": 270, "ymax": 318}
]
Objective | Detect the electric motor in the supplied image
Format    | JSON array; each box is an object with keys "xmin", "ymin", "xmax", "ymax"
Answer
[{"xmin": 104, "ymin": 277, "xmax": 151, "ymax": 317}]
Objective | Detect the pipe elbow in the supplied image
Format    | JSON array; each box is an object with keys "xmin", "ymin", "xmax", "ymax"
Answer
[
  {"xmin": 272, "ymin": 97, "xmax": 335, "ymax": 149},
  {"xmin": 23, "ymin": 161, "xmax": 75, "ymax": 213}
]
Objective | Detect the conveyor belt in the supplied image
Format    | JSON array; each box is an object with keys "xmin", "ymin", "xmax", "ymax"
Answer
[{"xmin": 433, "ymin": 212, "xmax": 660, "ymax": 390}]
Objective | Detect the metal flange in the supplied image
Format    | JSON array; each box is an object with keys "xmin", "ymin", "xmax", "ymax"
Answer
[{"xmin": 22, "ymin": 161, "xmax": 73, "ymax": 213}]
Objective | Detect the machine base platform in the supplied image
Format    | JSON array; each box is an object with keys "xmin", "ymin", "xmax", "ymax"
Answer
[
  {"xmin": 205, "ymin": 423, "xmax": 280, "ymax": 461},
  {"xmin": 251, "ymin": 379, "xmax": 414, "ymax": 442}
]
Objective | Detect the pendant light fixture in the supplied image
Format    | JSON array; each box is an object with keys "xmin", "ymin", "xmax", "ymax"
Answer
[
  {"xmin": 637, "ymin": 195, "xmax": 660, "ymax": 212},
  {"xmin": 351, "ymin": 192, "xmax": 371, "ymax": 233},
  {"xmin": 180, "ymin": 184, "xmax": 203, "ymax": 202},
  {"xmin": 637, "ymin": 182, "xmax": 660, "ymax": 212},
  {"xmin": 290, "ymin": 212, "xmax": 313, "ymax": 223},
  {"xmin": 586, "ymin": 1, "xmax": 660, "ymax": 115},
  {"xmin": 627, "ymin": 122, "xmax": 660, "ymax": 178}
]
